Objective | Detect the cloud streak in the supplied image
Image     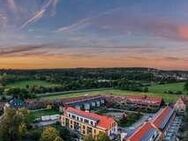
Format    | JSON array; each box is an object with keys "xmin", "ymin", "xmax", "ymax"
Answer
[
  {"xmin": 56, "ymin": 7, "xmax": 121, "ymax": 33},
  {"xmin": 19, "ymin": 0, "xmax": 58, "ymax": 29},
  {"xmin": 0, "ymin": 44, "xmax": 48, "ymax": 56},
  {"xmin": 6, "ymin": 0, "xmax": 18, "ymax": 13}
]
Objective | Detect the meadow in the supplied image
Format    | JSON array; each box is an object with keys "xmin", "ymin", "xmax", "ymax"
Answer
[
  {"xmin": 148, "ymin": 82, "xmax": 186, "ymax": 94},
  {"xmin": 5, "ymin": 80, "xmax": 185, "ymax": 103},
  {"xmin": 40, "ymin": 88, "xmax": 179, "ymax": 103}
]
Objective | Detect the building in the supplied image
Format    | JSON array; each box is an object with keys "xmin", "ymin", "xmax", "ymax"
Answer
[
  {"xmin": 105, "ymin": 95, "xmax": 163, "ymax": 111},
  {"xmin": 174, "ymin": 97, "xmax": 186, "ymax": 114},
  {"xmin": 60, "ymin": 107, "xmax": 117, "ymax": 139},
  {"xmin": 64, "ymin": 95, "xmax": 105, "ymax": 110},
  {"xmin": 124, "ymin": 106, "xmax": 176, "ymax": 141},
  {"xmin": 126, "ymin": 95, "xmax": 163, "ymax": 109},
  {"xmin": 151, "ymin": 106, "xmax": 175, "ymax": 135},
  {"xmin": 125, "ymin": 122, "xmax": 161, "ymax": 141},
  {"xmin": 4, "ymin": 98, "xmax": 25, "ymax": 109}
]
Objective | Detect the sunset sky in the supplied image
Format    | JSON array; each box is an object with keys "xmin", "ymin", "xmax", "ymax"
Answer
[{"xmin": 0, "ymin": 0, "xmax": 188, "ymax": 70}]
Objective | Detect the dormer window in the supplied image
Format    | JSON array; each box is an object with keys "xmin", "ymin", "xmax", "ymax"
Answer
[
  {"xmin": 84, "ymin": 119, "xmax": 89, "ymax": 124},
  {"xmin": 90, "ymin": 121, "xmax": 93, "ymax": 125}
]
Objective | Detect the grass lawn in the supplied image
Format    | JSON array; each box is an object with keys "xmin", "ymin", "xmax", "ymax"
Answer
[
  {"xmin": 40, "ymin": 89, "xmax": 179, "ymax": 103},
  {"xmin": 149, "ymin": 82, "xmax": 187, "ymax": 94},
  {"xmin": 30, "ymin": 109, "xmax": 60, "ymax": 120},
  {"xmin": 6, "ymin": 80, "xmax": 59, "ymax": 89}
]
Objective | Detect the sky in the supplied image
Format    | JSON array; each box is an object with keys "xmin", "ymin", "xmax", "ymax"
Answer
[{"xmin": 0, "ymin": 0, "xmax": 188, "ymax": 70}]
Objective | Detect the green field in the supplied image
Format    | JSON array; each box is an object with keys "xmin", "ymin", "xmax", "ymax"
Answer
[
  {"xmin": 149, "ymin": 82, "xmax": 186, "ymax": 94},
  {"xmin": 6, "ymin": 80, "xmax": 59, "ymax": 88},
  {"xmin": 40, "ymin": 89, "xmax": 179, "ymax": 103}
]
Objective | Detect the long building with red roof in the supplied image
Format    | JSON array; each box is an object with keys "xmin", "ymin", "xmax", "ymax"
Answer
[
  {"xmin": 126, "ymin": 122, "xmax": 161, "ymax": 141},
  {"xmin": 124, "ymin": 106, "xmax": 175, "ymax": 141},
  {"xmin": 105, "ymin": 95, "xmax": 164, "ymax": 111},
  {"xmin": 60, "ymin": 106, "xmax": 117, "ymax": 139}
]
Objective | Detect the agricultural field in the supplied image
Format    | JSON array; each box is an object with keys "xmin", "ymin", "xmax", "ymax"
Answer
[
  {"xmin": 40, "ymin": 88, "xmax": 179, "ymax": 103},
  {"xmin": 6, "ymin": 80, "xmax": 59, "ymax": 89},
  {"xmin": 149, "ymin": 82, "xmax": 187, "ymax": 94}
]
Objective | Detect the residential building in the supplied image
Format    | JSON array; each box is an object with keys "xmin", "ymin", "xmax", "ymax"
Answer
[
  {"xmin": 151, "ymin": 106, "xmax": 175, "ymax": 135},
  {"xmin": 124, "ymin": 106, "xmax": 176, "ymax": 141},
  {"xmin": 125, "ymin": 122, "xmax": 161, "ymax": 141},
  {"xmin": 105, "ymin": 95, "xmax": 163, "ymax": 111},
  {"xmin": 174, "ymin": 97, "xmax": 186, "ymax": 114},
  {"xmin": 60, "ymin": 107, "xmax": 117, "ymax": 139}
]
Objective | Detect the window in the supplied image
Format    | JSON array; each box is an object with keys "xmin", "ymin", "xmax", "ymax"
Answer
[
  {"xmin": 87, "ymin": 127, "xmax": 92, "ymax": 134},
  {"xmin": 90, "ymin": 121, "xmax": 93, "ymax": 125},
  {"xmin": 80, "ymin": 118, "xmax": 83, "ymax": 122},
  {"xmin": 84, "ymin": 119, "xmax": 89, "ymax": 124},
  {"xmin": 83, "ymin": 125, "xmax": 85, "ymax": 129},
  {"xmin": 72, "ymin": 115, "xmax": 76, "ymax": 119},
  {"xmin": 99, "ymin": 131, "xmax": 103, "ymax": 135}
]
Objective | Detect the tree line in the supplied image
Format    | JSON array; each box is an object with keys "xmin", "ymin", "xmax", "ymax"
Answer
[{"xmin": 0, "ymin": 68, "xmax": 187, "ymax": 100}]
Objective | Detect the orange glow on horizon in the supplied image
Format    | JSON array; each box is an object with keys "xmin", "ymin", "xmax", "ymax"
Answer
[{"xmin": 0, "ymin": 55, "xmax": 187, "ymax": 70}]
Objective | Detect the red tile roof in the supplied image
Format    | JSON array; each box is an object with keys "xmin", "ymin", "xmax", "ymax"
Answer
[
  {"xmin": 65, "ymin": 107, "xmax": 115, "ymax": 130},
  {"xmin": 126, "ymin": 95, "xmax": 162, "ymax": 105},
  {"xmin": 152, "ymin": 106, "xmax": 174, "ymax": 129},
  {"xmin": 105, "ymin": 95, "xmax": 163, "ymax": 106},
  {"xmin": 127, "ymin": 122, "xmax": 157, "ymax": 141}
]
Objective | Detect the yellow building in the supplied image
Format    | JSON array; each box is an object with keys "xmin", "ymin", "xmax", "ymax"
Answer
[{"xmin": 60, "ymin": 107, "xmax": 117, "ymax": 139}]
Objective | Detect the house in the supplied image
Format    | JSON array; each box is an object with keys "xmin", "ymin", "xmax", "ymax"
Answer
[
  {"xmin": 174, "ymin": 97, "xmax": 186, "ymax": 114},
  {"xmin": 60, "ymin": 107, "xmax": 117, "ymax": 139},
  {"xmin": 4, "ymin": 98, "xmax": 25, "ymax": 109}
]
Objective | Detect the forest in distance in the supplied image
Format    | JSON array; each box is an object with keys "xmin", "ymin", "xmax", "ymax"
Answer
[{"xmin": 0, "ymin": 68, "xmax": 188, "ymax": 100}]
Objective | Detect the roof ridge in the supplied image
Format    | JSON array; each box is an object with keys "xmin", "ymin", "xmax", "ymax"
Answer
[
  {"xmin": 127, "ymin": 122, "xmax": 148, "ymax": 139},
  {"xmin": 152, "ymin": 106, "xmax": 168, "ymax": 122}
]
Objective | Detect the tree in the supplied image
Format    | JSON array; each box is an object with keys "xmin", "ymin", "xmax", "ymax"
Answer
[
  {"xmin": 185, "ymin": 81, "xmax": 188, "ymax": 91},
  {"xmin": 53, "ymin": 136, "xmax": 64, "ymax": 141},
  {"xmin": 40, "ymin": 127, "xmax": 59, "ymax": 141},
  {"xmin": 84, "ymin": 134, "xmax": 95, "ymax": 141},
  {"xmin": 0, "ymin": 107, "xmax": 31, "ymax": 141},
  {"xmin": 18, "ymin": 123, "xmax": 27, "ymax": 141},
  {"xmin": 96, "ymin": 132, "xmax": 111, "ymax": 141}
]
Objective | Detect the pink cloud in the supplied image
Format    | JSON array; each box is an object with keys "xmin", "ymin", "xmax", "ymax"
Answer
[{"xmin": 177, "ymin": 25, "xmax": 188, "ymax": 39}]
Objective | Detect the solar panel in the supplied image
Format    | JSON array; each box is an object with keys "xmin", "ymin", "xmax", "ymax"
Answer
[{"xmin": 140, "ymin": 128, "xmax": 157, "ymax": 141}]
